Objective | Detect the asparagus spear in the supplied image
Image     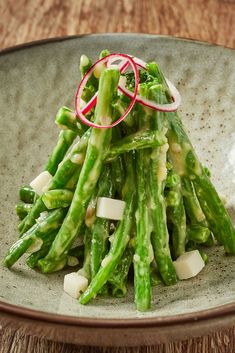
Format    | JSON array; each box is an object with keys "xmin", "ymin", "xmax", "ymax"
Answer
[
  {"xmin": 187, "ymin": 225, "xmax": 211, "ymax": 244},
  {"xmin": 19, "ymin": 186, "xmax": 37, "ymax": 204},
  {"xmin": 150, "ymin": 262, "xmax": 163, "ymax": 287},
  {"xmin": 109, "ymin": 244, "xmax": 134, "ymax": 297},
  {"xmin": 150, "ymin": 63, "xmax": 235, "ymax": 254},
  {"xmin": 108, "ymin": 129, "xmax": 167, "ymax": 160},
  {"xmin": 55, "ymin": 106, "xmax": 87, "ymax": 135},
  {"xmin": 15, "ymin": 203, "xmax": 33, "ymax": 220},
  {"xmin": 45, "ymin": 129, "xmax": 77, "ymax": 176},
  {"xmin": 65, "ymin": 168, "xmax": 83, "ymax": 191},
  {"xmin": 109, "ymin": 127, "xmax": 125, "ymax": 197},
  {"xmin": 18, "ymin": 198, "xmax": 48, "ymax": 234},
  {"xmin": 111, "ymin": 156, "xmax": 125, "ymax": 197},
  {"xmin": 165, "ymin": 171, "xmax": 187, "ymax": 259},
  {"xmin": 4, "ymin": 208, "xmax": 67, "ymax": 268},
  {"xmin": 79, "ymin": 152, "xmax": 136, "ymax": 304},
  {"xmin": 42, "ymin": 189, "xmax": 74, "ymax": 209},
  {"xmin": 38, "ymin": 67, "xmax": 120, "ymax": 273},
  {"xmin": 80, "ymin": 54, "xmax": 98, "ymax": 102},
  {"xmin": 148, "ymin": 84, "xmax": 177, "ymax": 285},
  {"xmin": 167, "ymin": 112, "xmax": 235, "ymax": 254},
  {"xmin": 181, "ymin": 177, "xmax": 209, "ymax": 228},
  {"xmin": 80, "ymin": 54, "xmax": 92, "ymax": 77},
  {"xmin": 134, "ymin": 148, "xmax": 152, "ymax": 310},
  {"xmin": 78, "ymin": 227, "xmax": 92, "ymax": 280},
  {"xmin": 26, "ymin": 230, "xmax": 58, "ymax": 268},
  {"xmin": 90, "ymin": 165, "xmax": 114, "ymax": 279},
  {"xmin": 19, "ymin": 129, "xmax": 91, "ymax": 234}
]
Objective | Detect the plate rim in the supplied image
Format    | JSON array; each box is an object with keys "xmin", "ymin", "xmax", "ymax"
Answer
[
  {"xmin": 0, "ymin": 32, "xmax": 235, "ymax": 57},
  {"xmin": 0, "ymin": 33, "xmax": 234, "ymax": 328},
  {"xmin": 0, "ymin": 300, "xmax": 235, "ymax": 328}
]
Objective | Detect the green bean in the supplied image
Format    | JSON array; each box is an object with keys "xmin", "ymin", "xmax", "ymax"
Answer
[
  {"xmin": 16, "ymin": 203, "xmax": 33, "ymax": 220},
  {"xmin": 42, "ymin": 189, "xmax": 74, "ymax": 209},
  {"xmin": 26, "ymin": 230, "xmax": 58, "ymax": 268},
  {"xmin": 55, "ymin": 106, "xmax": 87, "ymax": 135},
  {"xmin": 134, "ymin": 148, "xmax": 152, "ymax": 310},
  {"xmin": 90, "ymin": 165, "xmax": 114, "ymax": 279},
  {"xmin": 108, "ymin": 130, "xmax": 167, "ymax": 161},
  {"xmin": 79, "ymin": 153, "xmax": 136, "ymax": 304},
  {"xmin": 148, "ymin": 85, "xmax": 177, "ymax": 285},
  {"xmin": 166, "ymin": 173, "xmax": 187, "ymax": 259},
  {"xmin": 4, "ymin": 208, "xmax": 67, "ymax": 268},
  {"xmin": 45, "ymin": 129, "xmax": 77, "ymax": 176},
  {"xmin": 109, "ymin": 245, "xmax": 133, "ymax": 297},
  {"xmin": 167, "ymin": 113, "xmax": 235, "ymax": 254},
  {"xmin": 187, "ymin": 225, "xmax": 211, "ymax": 244},
  {"xmin": 38, "ymin": 67, "xmax": 120, "ymax": 273},
  {"xmin": 19, "ymin": 186, "xmax": 37, "ymax": 204},
  {"xmin": 19, "ymin": 129, "xmax": 91, "ymax": 234}
]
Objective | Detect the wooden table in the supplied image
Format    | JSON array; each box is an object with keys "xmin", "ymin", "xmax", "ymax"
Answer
[
  {"xmin": 0, "ymin": 0, "xmax": 235, "ymax": 50},
  {"xmin": 0, "ymin": 1, "xmax": 235, "ymax": 352}
]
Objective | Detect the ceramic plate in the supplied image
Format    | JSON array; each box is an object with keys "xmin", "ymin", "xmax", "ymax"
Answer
[{"xmin": 0, "ymin": 34, "xmax": 234, "ymax": 345}]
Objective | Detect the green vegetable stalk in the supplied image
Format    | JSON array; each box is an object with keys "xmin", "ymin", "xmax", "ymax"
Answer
[
  {"xmin": 90, "ymin": 165, "xmax": 114, "ymax": 279},
  {"xmin": 38, "ymin": 66, "xmax": 120, "ymax": 273},
  {"xmin": 148, "ymin": 84, "xmax": 177, "ymax": 285},
  {"xmin": 79, "ymin": 152, "xmax": 136, "ymax": 304}
]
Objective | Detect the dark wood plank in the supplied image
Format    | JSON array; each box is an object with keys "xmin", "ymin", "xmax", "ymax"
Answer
[{"xmin": 0, "ymin": 0, "xmax": 235, "ymax": 50}]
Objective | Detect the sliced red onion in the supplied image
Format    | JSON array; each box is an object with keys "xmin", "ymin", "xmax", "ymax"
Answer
[
  {"xmin": 132, "ymin": 57, "xmax": 146, "ymax": 70},
  {"xmin": 106, "ymin": 57, "xmax": 129, "ymax": 71},
  {"xmin": 109, "ymin": 55, "xmax": 181, "ymax": 112},
  {"xmin": 75, "ymin": 53, "xmax": 139, "ymax": 129},
  {"xmin": 107, "ymin": 56, "xmax": 145, "ymax": 71},
  {"xmin": 81, "ymin": 59, "xmax": 129, "ymax": 115},
  {"xmin": 119, "ymin": 76, "xmax": 181, "ymax": 112},
  {"xmin": 81, "ymin": 93, "xmax": 97, "ymax": 115}
]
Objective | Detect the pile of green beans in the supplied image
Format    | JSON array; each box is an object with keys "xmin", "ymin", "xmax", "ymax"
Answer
[{"xmin": 4, "ymin": 50, "xmax": 235, "ymax": 312}]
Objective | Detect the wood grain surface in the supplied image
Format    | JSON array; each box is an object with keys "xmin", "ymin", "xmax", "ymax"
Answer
[
  {"xmin": 0, "ymin": 0, "xmax": 235, "ymax": 50},
  {"xmin": 0, "ymin": 0, "xmax": 235, "ymax": 352},
  {"xmin": 0, "ymin": 325, "xmax": 235, "ymax": 353}
]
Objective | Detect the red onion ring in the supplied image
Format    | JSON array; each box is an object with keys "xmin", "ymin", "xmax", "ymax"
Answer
[
  {"xmin": 80, "ymin": 60, "xmax": 129, "ymax": 115},
  {"xmin": 112, "ymin": 56, "xmax": 181, "ymax": 112},
  {"xmin": 118, "ymin": 76, "xmax": 181, "ymax": 112},
  {"xmin": 75, "ymin": 53, "xmax": 139, "ymax": 129}
]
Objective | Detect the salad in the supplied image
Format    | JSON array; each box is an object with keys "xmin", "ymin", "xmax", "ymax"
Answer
[{"xmin": 4, "ymin": 50, "xmax": 235, "ymax": 312}]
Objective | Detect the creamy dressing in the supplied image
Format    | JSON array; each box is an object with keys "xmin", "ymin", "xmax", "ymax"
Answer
[
  {"xmin": 101, "ymin": 254, "xmax": 113, "ymax": 267},
  {"xmin": 169, "ymin": 142, "xmax": 191, "ymax": 176},
  {"xmin": 70, "ymin": 153, "xmax": 84, "ymax": 165},
  {"xmin": 26, "ymin": 237, "xmax": 43, "ymax": 254},
  {"xmin": 133, "ymin": 254, "xmax": 140, "ymax": 262}
]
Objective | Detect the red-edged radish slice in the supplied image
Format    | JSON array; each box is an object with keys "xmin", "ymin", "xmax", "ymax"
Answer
[{"xmin": 75, "ymin": 53, "xmax": 139, "ymax": 129}]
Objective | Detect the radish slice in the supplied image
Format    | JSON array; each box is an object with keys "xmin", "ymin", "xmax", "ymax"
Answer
[
  {"xmin": 81, "ymin": 60, "xmax": 129, "ymax": 116},
  {"xmin": 173, "ymin": 250, "xmax": 205, "ymax": 280},
  {"xmin": 119, "ymin": 76, "xmax": 181, "ymax": 112},
  {"xmin": 75, "ymin": 53, "xmax": 139, "ymax": 129},
  {"xmin": 96, "ymin": 197, "xmax": 126, "ymax": 220},
  {"xmin": 108, "ymin": 55, "xmax": 181, "ymax": 112},
  {"xmin": 81, "ymin": 93, "xmax": 97, "ymax": 115}
]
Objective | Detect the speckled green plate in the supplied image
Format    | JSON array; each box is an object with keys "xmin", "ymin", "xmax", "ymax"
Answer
[{"xmin": 0, "ymin": 34, "xmax": 234, "ymax": 346}]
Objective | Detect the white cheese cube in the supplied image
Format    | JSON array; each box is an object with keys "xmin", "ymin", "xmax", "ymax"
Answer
[
  {"xmin": 30, "ymin": 171, "xmax": 52, "ymax": 196},
  {"xmin": 96, "ymin": 197, "xmax": 125, "ymax": 220},
  {"xmin": 63, "ymin": 272, "xmax": 88, "ymax": 299},
  {"xmin": 173, "ymin": 250, "xmax": 205, "ymax": 280}
]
